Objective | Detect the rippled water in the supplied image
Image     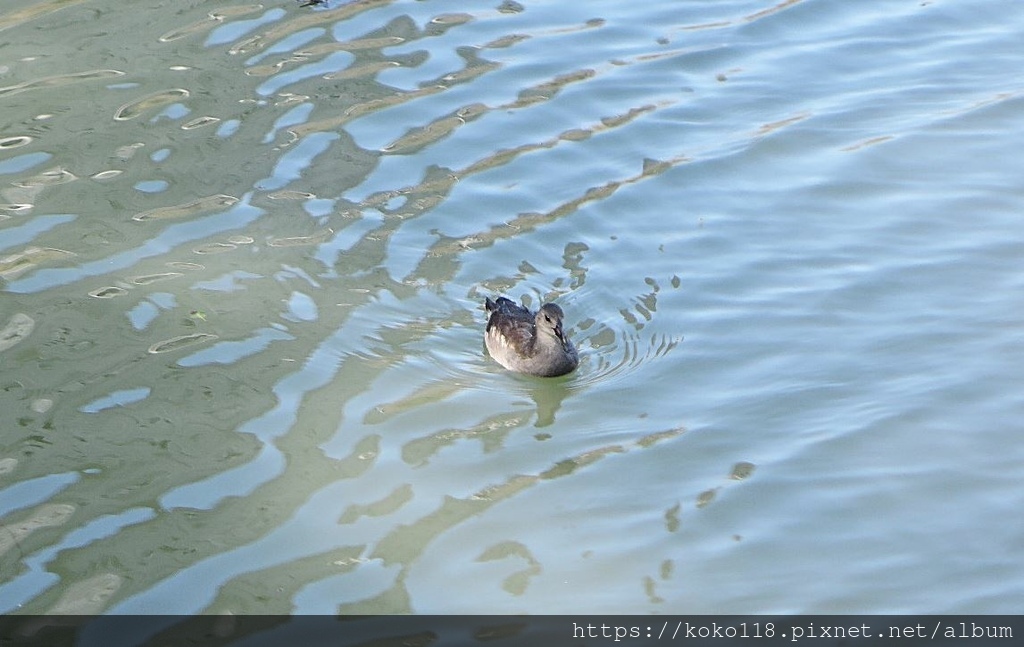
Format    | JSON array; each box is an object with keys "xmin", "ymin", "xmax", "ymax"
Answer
[{"xmin": 2, "ymin": 0, "xmax": 1023, "ymax": 619}]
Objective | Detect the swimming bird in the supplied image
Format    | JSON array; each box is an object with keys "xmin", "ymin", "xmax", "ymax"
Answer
[{"xmin": 484, "ymin": 296, "xmax": 579, "ymax": 377}]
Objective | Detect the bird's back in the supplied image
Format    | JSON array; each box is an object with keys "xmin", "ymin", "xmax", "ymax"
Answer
[{"xmin": 485, "ymin": 297, "xmax": 537, "ymax": 359}]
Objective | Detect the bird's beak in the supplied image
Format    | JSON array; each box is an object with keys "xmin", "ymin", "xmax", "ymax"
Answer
[{"xmin": 554, "ymin": 321, "xmax": 570, "ymax": 349}]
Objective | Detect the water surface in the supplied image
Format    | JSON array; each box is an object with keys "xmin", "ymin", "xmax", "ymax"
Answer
[{"xmin": 1, "ymin": 0, "xmax": 1023, "ymax": 618}]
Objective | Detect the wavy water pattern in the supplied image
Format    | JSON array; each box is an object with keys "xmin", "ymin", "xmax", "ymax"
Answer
[{"xmin": 0, "ymin": 0, "xmax": 1023, "ymax": 620}]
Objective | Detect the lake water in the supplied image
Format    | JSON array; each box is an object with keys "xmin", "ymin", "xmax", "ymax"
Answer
[{"xmin": 1, "ymin": 0, "xmax": 1023, "ymax": 620}]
